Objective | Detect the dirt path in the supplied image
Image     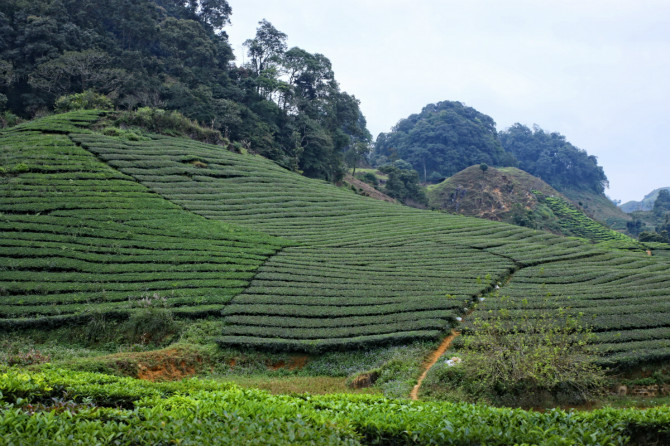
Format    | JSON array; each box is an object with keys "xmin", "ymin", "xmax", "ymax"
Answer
[{"xmin": 409, "ymin": 330, "xmax": 460, "ymax": 400}]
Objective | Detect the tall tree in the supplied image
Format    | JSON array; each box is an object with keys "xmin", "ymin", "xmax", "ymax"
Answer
[
  {"xmin": 183, "ymin": 0, "xmax": 232, "ymax": 31},
  {"xmin": 244, "ymin": 19, "xmax": 287, "ymax": 77}
]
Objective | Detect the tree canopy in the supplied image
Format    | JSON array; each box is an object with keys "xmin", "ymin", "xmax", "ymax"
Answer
[
  {"xmin": 378, "ymin": 160, "xmax": 428, "ymax": 207},
  {"xmin": 499, "ymin": 124, "xmax": 608, "ymax": 194},
  {"xmin": 372, "ymin": 101, "xmax": 515, "ymax": 182},
  {"xmin": 0, "ymin": 0, "xmax": 369, "ymax": 181}
]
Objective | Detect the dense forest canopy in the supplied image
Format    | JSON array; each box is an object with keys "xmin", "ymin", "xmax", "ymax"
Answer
[
  {"xmin": 0, "ymin": 1, "xmax": 611, "ymax": 191},
  {"xmin": 372, "ymin": 100, "xmax": 609, "ymax": 199},
  {"xmin": 0, "ymin": 0, "xmax": 370, "ymax": 181},
  {"xmin": 372, "ymin": 101, "xmax": 516, "ymax": 182},
  {"xmin": 499, "ymin": 124, "xmax": 609, "ymax": 194}
]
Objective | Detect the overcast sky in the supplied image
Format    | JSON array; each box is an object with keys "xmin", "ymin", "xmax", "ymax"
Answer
[{"xmin": 226, "ymin": 0, "xmax": 670, "ymax": 203}]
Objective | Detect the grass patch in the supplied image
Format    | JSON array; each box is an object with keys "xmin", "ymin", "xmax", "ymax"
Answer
[{"xmin": 221, "ymin": 375, "xmax": 381, "ymax": 395}]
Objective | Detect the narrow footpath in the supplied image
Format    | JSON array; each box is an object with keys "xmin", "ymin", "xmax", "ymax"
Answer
[
  {"xmin": 409, "ymin": 258, "xmax": 520, "ymax": 401},
  {"xmin": 409, "ymin": 330, "xmax": 460, "ymax": 400}
]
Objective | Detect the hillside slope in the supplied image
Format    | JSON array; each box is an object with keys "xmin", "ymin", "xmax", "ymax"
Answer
[
  {"xmin": 427, "ymin": 166, "xmax": 638, "ymax": 246},
  {"xmin": 427, "ymin": 165, "xmax": 563, "ymax": 220},
  {"xmin": 0, "ymin": 111, "xmax": 284, "ymax": 328},
  {"xmin": 560, "ymin": 187, "xmax": 632, "ymax": 230},
  {"xmin": 2, "ymin": 112, "xmax": 670, "ymax": 365}
]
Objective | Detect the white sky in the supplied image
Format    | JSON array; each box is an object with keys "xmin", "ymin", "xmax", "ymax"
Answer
[{"xmin": 226, "ymin": 0, "xmax": 670, "ymax": 203}]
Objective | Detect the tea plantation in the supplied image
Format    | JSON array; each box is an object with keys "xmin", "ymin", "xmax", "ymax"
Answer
[
  {"xmin": 3, "ymin": 112, "xmax": 670, "ymax": 444},
  {"xmin": 0, "ymin": 112, "xmax": 284, "ymax": 329},
  {"xmin": 2, "ymin": 111, "xmax": 670, "ymax": 362}
]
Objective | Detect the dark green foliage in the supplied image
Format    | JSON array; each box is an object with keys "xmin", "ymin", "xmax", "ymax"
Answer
[
  {"xmin": 2, "ymin": 368, "xmax": 670, "ymax": 445},
  {"xmin": 0, "ymin": 111, "xmax": 22, "ymax": 128},
  {"xmin": 639, "ymin": 231, "xmax": 669, "ymax": 243},
  {"xmin": 344, "ymin": 141, "xmax": 370, "ymax": 175},
  {"xmin": 361, "ymin": 171, "xmax": 378, "ymax": 186},
  {"xmin": 123, "ymin": 294, "xmax": 178, "ymax": 345},
  {"xmin": 627, "ymin": 219, "xmax": 644, "ymax": 236},
  {"xmin": 378, "ymin": 161, "xmax": 428, "ymax": 206},
  {"xmin": 373, "ymin": 101, "xmax": 515, "ymax": 182},
  {"xmin": 0, "ymin": 0, "xmax": 369, "ymax": 182},
  {"xmin": 510, "ymin": 203, "xmax": 536, "ymax": 228},
  {"xmin": 499, "ymin": 123, "xmax": 609, "ymax": 194}
]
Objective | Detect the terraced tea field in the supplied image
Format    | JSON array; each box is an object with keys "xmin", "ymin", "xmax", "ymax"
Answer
[
  {"xmin": 480, "ymin": 250, "xmax": 670, "ymax": 366},
  {"xmin": 2, "ymin": 111, "xmax": 670, "ymax": 364},
  {"xmin": 73, "ymin": 131, "xmax": 518, "ymax": 350},
  {"xmin": 0, "ymin": 112, "xmax": 283, "ymax": 329}
]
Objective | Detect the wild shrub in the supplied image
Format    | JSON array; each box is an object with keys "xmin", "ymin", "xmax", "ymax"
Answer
[
  {"xmin": 0, "ymin": 110, "xmax": 22, "ymax": 128},
  {"xmin": 431, "ymin": 296, "xmax": 606, "ymax": 407},
  {"xmin": 124, "ymin": 293, "xmax": 178, "ymax": 345},
  {"xmin": 82, "ymin": 309, "xmax": 114, "ymax": 343},
  {"xmin": 360, "ymin": 172, "xmax": 378, "ymax": 186},
  {"xmin": 115, "ymin": 107, "xmax": 224, "ymax": 145},
  {"xmin": 54, "ymin": 90, "xmax": 113, "ymax": 112}
]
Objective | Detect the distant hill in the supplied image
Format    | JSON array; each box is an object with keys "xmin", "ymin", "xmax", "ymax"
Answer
[
  {"xmin": 427, "ymin": 166, "xmax": 559, "ymax": 221},
  {"xmin": 620, "ymin": 187, "xmax": 670, "ymax": 213},
  {"xmin": 427, "ymin": 165, "xmax": 637, "ymax": 245}
]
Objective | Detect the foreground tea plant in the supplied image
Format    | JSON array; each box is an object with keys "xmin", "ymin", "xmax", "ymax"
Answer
[{"xmin": 1, "ymin": 367, "xmax": 669, "ymax": 445}]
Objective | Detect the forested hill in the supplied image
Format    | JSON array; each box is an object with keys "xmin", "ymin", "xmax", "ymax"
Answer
[
  {"xmin": 373, "ymin": 101, "xmax": 516, "ymax": 183},
  {"xmin": 372, "ymin": 101, "xmax": 609, "ymax": 198},
  {"xmin": 0, "ymin": 0, "xmax": 369, "ymax": 181}
]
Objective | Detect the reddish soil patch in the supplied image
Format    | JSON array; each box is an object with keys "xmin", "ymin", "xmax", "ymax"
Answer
[
  {"xmin": 269, "ymin": 360, "xmax": 286, "ymax": 370},
  {"xmin": 268, "ymin": 355, "xmax": 309, "ymax": 371},
  {"xmin": 134, "ymin": 347, "xmax": 202, "ymax": 381},
  {"xmin": 137, "ymin": 358, "xmax": 196, "ymax": 382},
  {"xmin": 289, "ymin": 355, "xmax": 308, "ymax": 370},
  {"xmin": 89, "ymin": 346, "xmax": 204, "ymax": 382}
]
